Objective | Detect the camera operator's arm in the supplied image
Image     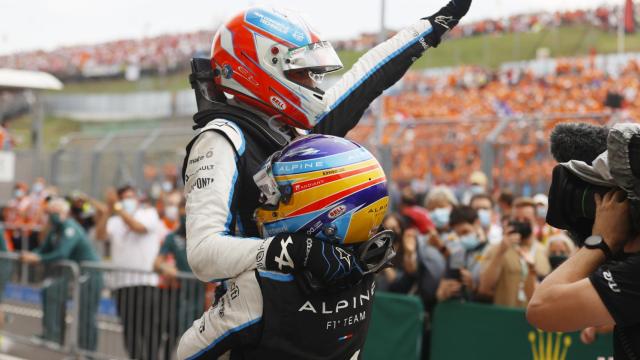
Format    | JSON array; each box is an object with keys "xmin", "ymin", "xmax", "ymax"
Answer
[{"xmin": 527, "ymin": 191, "xmax": 628, "ymax": 332}]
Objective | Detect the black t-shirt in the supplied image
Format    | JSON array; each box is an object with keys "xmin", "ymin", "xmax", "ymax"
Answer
[{"xmin": 589, "ymin": 252, "xmax": 640, "ymax": 360}]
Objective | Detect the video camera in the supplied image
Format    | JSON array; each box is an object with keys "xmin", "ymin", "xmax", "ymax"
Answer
[{"xmin": 545, "ymin": 123, "xmax": 640, "ymax": 245}]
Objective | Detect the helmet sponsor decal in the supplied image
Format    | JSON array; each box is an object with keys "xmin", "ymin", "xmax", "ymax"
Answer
[
  {"xmin": 244, "ymin": 8, "xmax": 311, "ymax": 47},
  {"xmin": 328, "ymin": 204, "xmax": 347, "ymax": 219},
  {"xmin": 270, "ymin": 95, "xmax": 287, "ymax": 111}
]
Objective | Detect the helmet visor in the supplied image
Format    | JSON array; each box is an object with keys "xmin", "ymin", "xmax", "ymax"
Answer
[{"xmin": 283, "ymin": 41, "xmax": 343, "ymax": 93}]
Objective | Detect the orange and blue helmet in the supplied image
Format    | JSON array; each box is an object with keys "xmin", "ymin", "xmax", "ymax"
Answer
[
  {"xmin": 210, "ymin": 7, "xmax": 343, "ymax": 130},
  {"xmin": 254, "ymin": 134, "xmax": 389, "ymax": 245}
]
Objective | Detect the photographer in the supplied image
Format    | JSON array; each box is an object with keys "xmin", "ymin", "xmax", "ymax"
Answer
[
  {"xmin": 527, "ymin": 190, "xmax": 640, "ymax": 358},
  {"xmin": 479, "ymin": 198, "xmax": 550, "ymax": 307}
]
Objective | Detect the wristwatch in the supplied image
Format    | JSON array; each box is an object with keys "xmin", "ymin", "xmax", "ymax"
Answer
[{"xmin": 584, "ymin": 235, "xmax": 613, "ymax": 260}]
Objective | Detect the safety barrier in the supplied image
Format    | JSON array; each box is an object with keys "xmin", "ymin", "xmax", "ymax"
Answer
[
  {"xmin": 362, "ymin": 292, "xmax": 424, "ymax": 360},
  {"xmin": 430, "ymin": 301, "xmax": 614, "ymax": 360},
  {"xmin": 77, "ymin": 261, "xmax": 207, "ymax": 360},
  {"xmin": 0, "ymin": 254, "xmax": 206, "ymax": 360},
  {"xmin": 1, "ymin": 224, "xmax": 44, "ymax": 284},
  {"xmin": 0, "ymin": 252, "xmax": 81, "ymax": 355},
  {"xmin": 0, "ymin": 257, "xmax": 618, "ymax": 360}
]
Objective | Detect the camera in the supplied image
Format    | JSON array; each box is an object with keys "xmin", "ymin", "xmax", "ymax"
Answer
[
  {"xmin": 545, "ymin": 123, "xmax": 640, "ymax": 245},
  {"xmin": 506, "ymin": 220, "xmax": 532, "ymax": 240},
  {"xmin": 546, "ymin": 165, "xmax": 613, "ymax": 243}
]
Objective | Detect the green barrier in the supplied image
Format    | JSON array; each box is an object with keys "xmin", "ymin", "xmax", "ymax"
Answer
[
  {"xmin": 363, "ymin": 292, "xmax": 424, "ymax": 360},
  {"xmin": 431, "ymin": 301, "xmax": 613, "ymax": 360}
]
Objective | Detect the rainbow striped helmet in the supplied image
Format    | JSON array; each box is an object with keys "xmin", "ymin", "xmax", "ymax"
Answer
[{"xmin": 253, "ymin": 134, "xmax": 389, "ymax": 245}]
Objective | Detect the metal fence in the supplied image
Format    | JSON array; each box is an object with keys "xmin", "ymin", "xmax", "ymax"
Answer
[
  {"xmin": 48, "ymin": 127, "xmax": 194, "ymax": 198},
  {"xmin": 0, "ymin": 253, "xmax": 81, "ymax": 355},
  {"xmin": 0, "ymin": 253, "xmax": 207, "ymax": 360},
  {"xmin": 0, "ymin": 105, "xmax": 623, "ymax": 205}
]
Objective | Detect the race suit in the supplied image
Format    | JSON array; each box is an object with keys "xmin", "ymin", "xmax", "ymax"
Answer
[{"xmin": 179, "ymin": 18, "xmax": 437, "ymax": 359}]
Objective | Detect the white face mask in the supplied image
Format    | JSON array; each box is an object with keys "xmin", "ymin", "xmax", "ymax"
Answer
[
  {"xmin": 161, "ymin": 181, "xmax": 173, "ymax": 193},
  {"xmin": 164, "ymin": 206, "xmax": 179, "ymax": 221},
  {"xmin": 536, "ymin": 206, "xmax": 548, "ymax": 219},
  {"xmin": 122, "ymin": 198, "xmax": 138, "ymax": 214},
  {"xmin": 478, "ymin": 209, "xmax": 492, "ymax": 228},
  {"xmin": 32, "ymin": 183, "xmax": 44, "ymax": 194}
]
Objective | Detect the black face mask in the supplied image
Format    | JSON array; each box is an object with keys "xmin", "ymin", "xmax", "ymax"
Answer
[{"xmin": 549, "ymin": 254, "xmax": 568, "ymax": 270}]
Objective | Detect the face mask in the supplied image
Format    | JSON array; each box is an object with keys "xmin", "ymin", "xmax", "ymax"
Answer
[
  {"xmin": 470, "ymin": 185, "xmax": 485, "ymax": 195},
  {"xmin": 431, "ymin": 207, "xmax": 451, "ymax": 229},
  {"xmin": 164, "ymin": 206, "xmax": 179, "ymax": 221},
  {"xmin": 14, "ymin": 189, "xmax": 25, "ymax": 198},
  {"xmin": 536, "ymin": 206, "xmax": 548, "ymax": 219},
  {"xmin": 122, "ymin": 199, "xmax": 138, "ymax": 214},
  {"xmin": 49, "ymin": 213, "xmax": 63, "ymax": 227},
  {"xmin": 162, "ymin": 181, "xmax": 173, "ymax": 193},
  {"xmin": 32, "ymin": 183, "xmax": 44, "ymax": 194},
  {"xmin": 549, "ymin": 254, "xmax": 568, "ymax": 269},
  {"xmin": 150, "ymin": 183, "xmax": 162, "ymax": 200},
  {"xmin": 459, "ymin": 233, "xmax": 480, "ymax": 250},
  {"xmin": 478, "ymin": 209, "xmax": 492, "ymax": 228}
]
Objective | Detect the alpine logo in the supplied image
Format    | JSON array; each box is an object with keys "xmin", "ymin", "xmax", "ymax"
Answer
[
  {"xmin": 288, "ymin": 147, "xmax": 321, "ymax": 157},
  {"xmin": 270, "ymin": 96, "xmax": 287, "ymax": 111},
  {"xmin": 328, "ymin": 205, "xmax": 347, "ymax": 219},
  {"xmin": 335, "ymin": 247, "xmax": 352, "ymax": 271},
  {"xmin": 434, "ymin": 15, "xmax": 454, "ymax": 29},
  {"xmin": 274, "ymin": 236, "xmax": 295, "ymax": 270}
]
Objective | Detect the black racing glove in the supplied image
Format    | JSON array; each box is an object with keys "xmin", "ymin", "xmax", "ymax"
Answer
[
  {"xmin": 423, "ymin": 0, "xmax": 472, "ymax": 47},
  {"xmin": 264, "ymin": 233, "xmax": 364, "ymax": 291}
]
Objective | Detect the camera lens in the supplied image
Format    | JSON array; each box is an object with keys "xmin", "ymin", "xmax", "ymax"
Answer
[{"xmin": 547, "ymin": 165, "xmax": 610, "ymax": 243}]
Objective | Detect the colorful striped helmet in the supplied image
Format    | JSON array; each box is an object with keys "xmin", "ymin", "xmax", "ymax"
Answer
[{"xmin": 253, "ymin": 134, "xmax": 389, "ymax": 245}]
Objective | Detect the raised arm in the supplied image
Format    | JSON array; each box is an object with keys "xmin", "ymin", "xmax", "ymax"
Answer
[{"xmin": 314, "ymin": 0, "xmax": 471, "ymax": 137}]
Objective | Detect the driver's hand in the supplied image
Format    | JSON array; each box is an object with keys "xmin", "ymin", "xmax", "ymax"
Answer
[{"xmin": 263, "ymin": 233, "xmax": 364, "ymax": 291}]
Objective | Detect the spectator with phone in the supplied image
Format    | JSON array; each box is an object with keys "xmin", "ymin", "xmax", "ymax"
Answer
[
  {"xmin": 479, "ymin": 197, "xmax": 551, "ymax": 307},
  {"xmin": 445, "ymin": 205, "xmax": 487, "ymax": 299}
]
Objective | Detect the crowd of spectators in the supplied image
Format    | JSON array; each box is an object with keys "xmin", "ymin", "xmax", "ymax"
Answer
[
  {"xmin": 376, "ymin": 173, "xmax": 584, "ymax": 357},
  {"xmin": 0, "ymin": 170, "xmax": 200, "ymax": 359},
  {"xmin": 0, "ymin": 165, "xmax": 613, "ymax": 357},
  {"xmin": 1, "ymin": 3, "xmax": 634, "ymax": 80},
  {"xmin": 0, "ymin": 31, "xmax": 215, "ymax": 81},
  {"xmin": 451, "ymin": 4, "xmax": 628, "ymax": 39},
  {"xmin": 346, "ymin": 56, "xmax": 640, "ymax": 195}
]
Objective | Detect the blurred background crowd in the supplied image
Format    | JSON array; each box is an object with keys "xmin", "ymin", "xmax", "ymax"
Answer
[
  {"xmin": 0, "ymin": 3, "xmax": 635, "ymax": 81},
  {"xmin": 0, "ymin": 1, "xmax": 636, "ymax": 358},
  {"xmin": 0, "ymin": 167, "xmax": 595, "ymax": 358}
]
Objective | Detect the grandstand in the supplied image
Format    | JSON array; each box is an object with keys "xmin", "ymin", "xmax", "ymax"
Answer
[{"xmin": 0, "ymin": 2, "xmax": 638, "ymax": 359}]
